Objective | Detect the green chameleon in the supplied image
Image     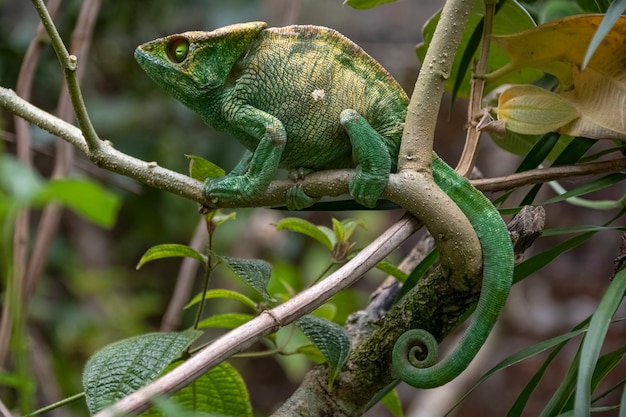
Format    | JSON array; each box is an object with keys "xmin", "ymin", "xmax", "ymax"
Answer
[{"xmin": 135, "ymin": 22, "xmax": 513, "ymax": 389}]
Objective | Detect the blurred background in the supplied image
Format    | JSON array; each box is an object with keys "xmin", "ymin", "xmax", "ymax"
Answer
[{"xmin": 1, "ymin": 0, "xmax": 624, "ymax": 416}]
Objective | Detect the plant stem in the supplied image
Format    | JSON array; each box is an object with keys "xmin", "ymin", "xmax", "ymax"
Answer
[
  {"xmin": 23, "ymin": 392, "xmax": 85, "ymax": 416},
  {"xmin": 457, "ymin": 0, "xmax": 496, "ymax": 176},
  {"xmin": 31, "ymin": 0, "xmax": 101, "ymax": 151}
]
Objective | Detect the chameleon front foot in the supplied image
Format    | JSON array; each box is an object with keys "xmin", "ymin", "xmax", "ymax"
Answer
[{"xmin": 204, "ymin": 175, "xmax": 259, "ymax": 205}]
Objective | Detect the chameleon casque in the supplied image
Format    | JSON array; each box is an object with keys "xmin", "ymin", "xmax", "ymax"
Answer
[{"xmin": 135, "ymin": 22, "xmax": 513, "ymax": 389}]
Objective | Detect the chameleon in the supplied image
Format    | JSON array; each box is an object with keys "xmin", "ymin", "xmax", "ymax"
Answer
[{"xmin": 135, "ymin": 22, "xmax": 513, "ymax": 389}]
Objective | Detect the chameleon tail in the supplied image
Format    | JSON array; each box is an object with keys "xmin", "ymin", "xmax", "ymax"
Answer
[{"xmin": 392, "ymin": 155, "xmax": 514, "ymax": 388}]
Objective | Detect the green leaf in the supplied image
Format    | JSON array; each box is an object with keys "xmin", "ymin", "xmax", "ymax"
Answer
[
  {"xmin": 197, "ymin": 313, "xmax": 254, "ymax": 330},
  {"xmin": 380, "ymin": 388, "xmax": 404, "ymax": 417},
  {"xmin": 394, "ymin": 249, "xmax": 439, "ymax": 302},
  {"xmin": 186, "ymin": 154, "xmax": 225, "ymax": 181},
  {"xmin": 447, "ymin": 327, "xmax": 587, "ymax": 416},
  {"xmin": 343, "ymin": 0, "xmax": 398, "ymax": 9},
  {"xmin": 331, "ymin": 218, "xmax": 346, "ymax": 243},
  {"xmin": 276, "ymin": 217, "xmax": 333, "ymax": 250},
  {"xmin": 574, "ymin": 268, "xmax": 626, "ymax": 417},
  {"xmin": 295, "ymin": 344, "xmax": 326, "ymax": 364},
  {"xmin": 375, "ymin": 260, "xmax": 408, "ymax": 282},
  {"xmin": 295, "ymin": 315, "xmax": 351, "ymax": 389},
  {"xmin": 144, "ymin": 396, "xmax": 220, "ymax": 416},
  {"xmin": 618, "ymin": 384, "xmax": 626, "ymax": 417},
  {"xmin": 186, "ymin": 289, "xmax": 257, "ymax": 312},
  {"xmin": 0, "ymin": 155, "xmax": 43, "ymax": 203},
  {"xmin": 541, "ymin": 224, "xmax": 626, "ymax": 237},
  {"xmin": 515, "ymin": 132, "xmax": 562, "ymax": 173},
  {"xmin": 539, "ymin": 348, "xmax": 582, "ymax": 417},
  {"xmin": 541, "ymin": 173, "xmax": 626, "ymax": 206},
  {"xmin": 142, "ymin": 362, "xmax": 252, "ymax": 417},
  {"xmin": 83, "ymin": 330, "xmax": 202, "ymax": 414},
  {"xmin": 35, "ymin": 178, "xmax": 121, "ymax": 228},
  {"xmin": 221, "ymin": 256, "xmax": 272, "ymax": 300},
  {"xmin": 311, "ymin": 303, "xmax": 337, "ymax": 321},
  {"xmin": 513, "ymin": 232, "xmax": 595, "ymax": 284},
  {"xmin": 210, "ymin": 211, "xmax": 236, "ymax": 228},
  {"xmin": 137, "ymin": 244, "xmax": 207, "ymax": 269},
  {"xmin": 332, "ymin": 218, "xmax": 365, "ymax": 244}
]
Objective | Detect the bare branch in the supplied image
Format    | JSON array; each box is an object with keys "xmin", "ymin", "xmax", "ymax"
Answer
[{"xmin": 92, "ymin": 214, "xmax": 421, "ymax": 417}]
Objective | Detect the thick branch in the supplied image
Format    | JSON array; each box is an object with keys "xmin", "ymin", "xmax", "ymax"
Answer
[{"xmin": 272, "ymin": 206, "xmax": 545, "ymax": 417}]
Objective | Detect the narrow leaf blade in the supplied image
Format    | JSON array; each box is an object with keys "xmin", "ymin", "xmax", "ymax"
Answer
[
  {"xmin": 574, "ymin": 268, "xmax": 626, "ymax": 417},
  {"xmin": 276, "ymin": 217, "xmax": 333, "ymax": 250}
]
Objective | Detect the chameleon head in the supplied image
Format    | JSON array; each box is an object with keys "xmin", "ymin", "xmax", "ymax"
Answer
[{"xmin": 134, "ymin": 22, "xmax": 267, "ymax": 110}]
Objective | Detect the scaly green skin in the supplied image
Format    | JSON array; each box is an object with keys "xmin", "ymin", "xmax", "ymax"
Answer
[
  {"xmin": 135, "ymin": 22, "xmax": 405, "ymax": 209},
  {"xmin": 135, "ymin": 22, "xmax": 513, "ymax": 389}
]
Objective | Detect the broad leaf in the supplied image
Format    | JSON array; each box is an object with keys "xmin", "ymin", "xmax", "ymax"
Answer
[
  {"xmin": 137, "ymin": 244, "xmax": 207, "ymax": 269},
  {"xmin": 311, "ymin": 303, "xmax": 337, "ymax": 321},
  {"xmin": 197, "ymin": 313, "xmax": 254, "ymax": 330},
  {"xmin": 491, "ymin": 15, "xmax": 626, "ymax": 140},
  {"xmin": 83, "ymin": 330, "xmax": 201, "ymax": 414},
  {"xmin": 295, "ymin": 315, "xmax": 351, "ymax": 388},
  {"xmin": 186, "ymin": 154, "xmax": 225, "ymax": 181},
  {"xmin": 496, "ymin": 85, "xmax": 579, "ymax": 136},
  {"xmin": 0, "ymin": 155, "xmax": 43, "ymax": 203},
  {"xmin": 35, "ymin": 178, "xmax": 120, "ymax": 228},
  {"xmin": 276, "ymin": 217, "xmax": 333, "ymax": 250},
  {"xmin": 142, "ymin": 362, "xmax": 252, "ymax": 417},
  {"xmin": 186, "ymin": 289, "xmax": 257, "ymax": 312},
  {"xmin": 221, "ymin": 256, "xmax": 272, "ymax": 300}
]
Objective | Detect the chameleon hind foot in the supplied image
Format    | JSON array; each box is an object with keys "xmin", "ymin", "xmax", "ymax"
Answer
[{"xmin": 340, "ymin": 109, "xmax": 391, "ymax": 208}]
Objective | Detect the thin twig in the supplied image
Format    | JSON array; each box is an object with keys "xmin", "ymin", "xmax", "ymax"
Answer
[
  {"xmin": 31, "ymin": 0, "xmax": 101, "ymax": 151},
  {"xmin": 471, "ymin": 157, "xmax": 626, "ymax": 192},
  {"xmin": 456, "ymin": 0, "xmax": 496, "ymax": 177}
]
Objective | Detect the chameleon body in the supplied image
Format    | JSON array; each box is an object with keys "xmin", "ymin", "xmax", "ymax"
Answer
[{"xmin": 135, "ymin": 22, "xmax": 513, "ymax": 388}]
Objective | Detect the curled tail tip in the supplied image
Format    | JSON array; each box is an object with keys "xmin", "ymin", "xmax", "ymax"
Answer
[{"xmin": 392, "ymin": 328, "xmax": 446, "ymax": 389}]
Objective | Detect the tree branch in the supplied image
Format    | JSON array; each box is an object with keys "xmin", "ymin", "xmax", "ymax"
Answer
[
  {"xmin": 272, "ymin": 206, "xmax": 545, "ymax": 417},
  {"xmin": 91, "ymin": 214, "xmax": 421, "ymax": 417}
]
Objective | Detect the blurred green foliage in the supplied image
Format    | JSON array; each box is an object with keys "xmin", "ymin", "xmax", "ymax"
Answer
[{"xmin": 1, "ymin": 2, "xmax": 404, "ymax": 413}]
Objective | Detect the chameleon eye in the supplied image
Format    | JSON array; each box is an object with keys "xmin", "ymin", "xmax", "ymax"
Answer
[{"xmin": 167, "ymin": 37, "xmax": 189, "ymax": 63}]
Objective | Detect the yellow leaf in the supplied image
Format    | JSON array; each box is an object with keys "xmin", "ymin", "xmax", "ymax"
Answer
[
  {"xmin": 492, "ymin": 15, "xmax": 626, "ymax": 140},
  {"xmin": 558, "ymin": 67, "xmax": 626, "ymax": 139},
  {"xmin": 497, "ymin": 85, "xmax": 579, "ymax": 135},
  {"xmin": 489, "ymin": 15, "xmax": 626, "ymax": 87}
]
